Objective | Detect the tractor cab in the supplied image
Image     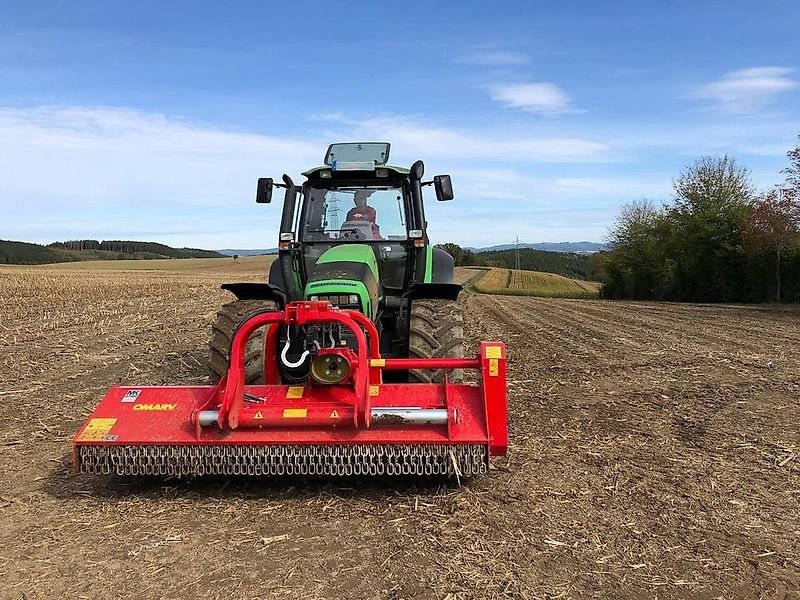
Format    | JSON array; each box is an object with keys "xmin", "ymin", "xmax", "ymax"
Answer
[{"xmin": 254, "ymin": 142, "xmax": 458, "ymax": 314}]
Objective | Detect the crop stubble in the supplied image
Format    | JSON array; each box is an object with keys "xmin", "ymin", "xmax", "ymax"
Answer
[{"xmin": 0, "ymin": 262, "xmax": 798, "ymax": 599}]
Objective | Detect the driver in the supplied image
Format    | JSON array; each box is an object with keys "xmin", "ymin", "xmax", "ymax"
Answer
[{"xmin": 345, "ymin": 190, "xmax": 381, "ymax": 238}]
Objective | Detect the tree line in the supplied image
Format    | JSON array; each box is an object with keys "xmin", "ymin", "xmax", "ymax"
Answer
[
  {"xmin": 1, "ymin": 239, "xmax": 225, "ymax": 264},
  {"xmin": 49, "ymin": 240, "xmax": 224, "ymax": 259},
  {"xmin": 434, "ymin": 243, "xmax": 595, "ymax": 280},
  {"xmin": 595, "ymin": 137, "xmax": 800, "ymax": 303}
]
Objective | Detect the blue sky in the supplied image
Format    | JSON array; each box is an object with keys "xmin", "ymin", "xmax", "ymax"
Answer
[{"xmin": 2, "ymin": 0, "xmax": 799, "ymax": 248}]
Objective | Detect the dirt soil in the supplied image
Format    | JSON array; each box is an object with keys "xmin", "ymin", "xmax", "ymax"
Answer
[{"xmin": 0, "ymin": 262, "xmax": 798, "ymax": 599}]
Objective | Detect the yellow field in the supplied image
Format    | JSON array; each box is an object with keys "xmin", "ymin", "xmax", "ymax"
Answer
[{"xmin": 473, "ymin": 267, "xmax": 600, "ymax": 298}]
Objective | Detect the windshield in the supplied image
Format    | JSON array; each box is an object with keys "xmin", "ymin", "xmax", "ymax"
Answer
[
  {"xmin": 303, "ymin": 186, "xmax": 407, "ymax": 242},
  {"xmin": 324, "ymin": 142, "xmax": 390, "ymax": 166}
]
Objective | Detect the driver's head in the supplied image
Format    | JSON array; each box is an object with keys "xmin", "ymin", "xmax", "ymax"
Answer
[{"xmin": 353, "ymin": 190, "xmax": 374, "ymax": 208}]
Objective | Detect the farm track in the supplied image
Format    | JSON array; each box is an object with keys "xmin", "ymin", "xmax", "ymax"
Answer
[{"xmin": 0, "ymin": 264, "xmax": 798, "ymax": 599}]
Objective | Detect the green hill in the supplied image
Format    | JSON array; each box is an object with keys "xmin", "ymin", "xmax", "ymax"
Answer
[
  {"xmin": 435, "ymin": 243, "xmax": 595, "ymax": 280},
  {"xmin": 1, "ymin": 239, "xmax": 225, "ymax": 265}
]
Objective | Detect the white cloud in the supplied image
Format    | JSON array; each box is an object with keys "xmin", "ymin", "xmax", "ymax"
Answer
[
  {"xmin": 0, "ymin": 106, "xmax": 321, "ymax": 209},
  {"xmin": 304, "ymin": 114, "xmax": 610, "ymax": 163},
  {"xmin": 458, "ymin": 50, "xmax": 528, "ymax": 66},
  {"xmin": 0, "ymin": 105, "xmax": 618, "ymax": 247},
  {"xmin": 695, "ymin": 67, "xmax": 798, "ymax": 113},
  {"xmin": 490, "ymin": 83, "xmax": 579, "ymax": 115}
]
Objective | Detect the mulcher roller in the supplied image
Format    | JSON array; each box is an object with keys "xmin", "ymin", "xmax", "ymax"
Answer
[
  {"xmin": 72, "ymin": 302, "xmax": 508, "ymax": 478},
  {"xmin": 76, "ymin": 444, "xmax": 488, "ymax": 477}
]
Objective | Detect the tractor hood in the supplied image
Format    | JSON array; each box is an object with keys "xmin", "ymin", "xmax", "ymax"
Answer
[{"xmin": 304, "ymin": 244, "xmax": 380, "ymax": 318}]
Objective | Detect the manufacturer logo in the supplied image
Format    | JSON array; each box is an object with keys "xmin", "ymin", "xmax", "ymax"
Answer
[
  {"xmin": 121, "ymin": 389, "xmax": 141, "ymax": 403},
  {"xmin": 133, "ymin": 403, "xmax": 177, "ymax": 411}
]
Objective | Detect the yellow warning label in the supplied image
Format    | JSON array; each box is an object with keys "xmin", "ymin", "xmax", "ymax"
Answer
[
  {"xmin": 489, "ymin": 358, "xmax": 499, "ymax": 377},
  {"xmin": 133, "ymin": 403, "xmax": 176, "ymax": 411},
  {"xmin": 283, "ymin": 408, "xmax": 308, "ymax": 419},
  {"xmin": 370, "ymin": 358, "xmax": 386, "ymax": 367},
  {"xmin": 286, "ymin": 386, "xmax": 304, "ymax": 399},
  {"xmin": 254, "ymin": 410, "xmax": 263, "ymax": 420},
  {"xmin": 84, "ymin": 418, "xmax": 117, "ymax": 430},
  {"xmin": 330, "ymin": 409, "xmax": 340, "ymax": 419},
  {"xmin": 369, "ymin": 385, "xmax": 380, "ymax": 397},
  {"xmin": 77, "ymin": 418, "xmax": 117, "ymax": 442},
  {"xmin": 484, "ymin": 346, "xmax": 503, "ymax": 359}
]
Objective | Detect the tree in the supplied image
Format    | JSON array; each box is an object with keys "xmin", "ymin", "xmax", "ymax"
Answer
[
  {"xmin": 602, "ymin": 200, "xmax": 672, "ymax": 299},
  {"xmin": 782, "ymin": 134, "xmax": 800, "ymax": 192},
  {"xmin": 434, "ymin": 243, "xmax": 475, "ymax": 266},
  {"xmin": 668, "ymin": 155, "xmax": 755, "ymax": 301},
  {"xmin": 741, "ymin": 189, "xmax": 800, "ymax": 301}
]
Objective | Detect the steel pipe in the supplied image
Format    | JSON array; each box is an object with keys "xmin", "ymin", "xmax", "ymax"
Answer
[{"xmin": 197, "ymin": 406, "xmax": 449, "ymax": 428}]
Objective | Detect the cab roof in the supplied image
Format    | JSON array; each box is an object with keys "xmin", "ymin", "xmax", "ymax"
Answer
[{"xmin": 302, "ymin": 165, "xmax": 411, "ymax": 177}]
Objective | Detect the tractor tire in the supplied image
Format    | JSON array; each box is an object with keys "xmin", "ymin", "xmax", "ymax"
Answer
[
  {"xmin": 408, "ymin": 299, "xmax": 465, "ymax": 384},
  {"xmin": 208, "ymin": 299, "xmax": 278, "ymax": 384}
]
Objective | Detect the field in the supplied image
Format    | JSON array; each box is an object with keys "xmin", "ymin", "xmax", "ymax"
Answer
[
  {"xmin": 472, "ymin": 267, "xmax": 600, "ymax": 298},
  {"xmin": 1, "ymin": 259, "xmax": 799, "ymax": 599}
]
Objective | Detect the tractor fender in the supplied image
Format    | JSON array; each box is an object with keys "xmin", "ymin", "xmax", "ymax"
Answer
[
  {"xmin": 402, "ymin": 283, "xmax": 462, "ymax": 302},
  {"xmin": 221, "ymin": 283, "xmax": 286, "ymax": 307},
  {"xmin": 430, "ymin": 247, "xmax": 456, "ymax": 283}
]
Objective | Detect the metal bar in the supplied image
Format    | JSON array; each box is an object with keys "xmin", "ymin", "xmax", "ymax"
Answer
[
  {"xmin": 379, "ymin": 358, "xmax": 481, "ymax": 370},
  {"xmin": 371, "ymin": 408, "xmax": 448, "ymax": 425},
  {"xmin": 479, "ymin": 342, "xmax": 508, "ymax": 456},
  {"xmin": 264, "ymin": 323, "xmax": 281, "ymax": 384},
  {"xmin": 198, "ymin": 406, "xmax": 449, "ymax": 428}
]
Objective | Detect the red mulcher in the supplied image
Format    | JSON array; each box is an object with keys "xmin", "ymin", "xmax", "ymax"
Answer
[{"xmin": 73, "ymin": 301, "xmax": 507, "ymax": 477}]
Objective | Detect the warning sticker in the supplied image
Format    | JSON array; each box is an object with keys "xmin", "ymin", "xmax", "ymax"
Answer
[
  {"xmin": 286, "ymin": 386, "xmax": 304, "ymax": 399},
  {"xmin": 369, "ymin": 359, "xmax": 386, "ymax": 367},
  {"xmin": 77, "ymin": 418, "xmax": 117, "ymax": 442},
  {"xmin": 254, "ymin": 410, "xmax": 263, "ymax": 420},
  {"xmin": 330, "ymin": 409, "xmax": 340, "ymax": 419},
  {"xmin": 369, "ymin": 385, "xmax": 380, "ymax": 397},
  {"xmin": 484, "ymin": 346, "xmax": 503, "ymax": 359},
  {"xmin": 121, "ymin": 389, "xmax": 141, "ymax": 403},
  {"xmin": 489, "ymin": 358, "xmax": 499, "ymax": 377},
  {"xmin": 283, "ymin": 408, "xmax": 307, "ymax": 419}
]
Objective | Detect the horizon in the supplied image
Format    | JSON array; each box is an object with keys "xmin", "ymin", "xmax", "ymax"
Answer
[
  {"xmin": 6, "ymin": 238, "xmax": 607, "ymax": 250},
  {"xmin": 2, "ymin": 1, "xmax": 799, "ymax": 247}
]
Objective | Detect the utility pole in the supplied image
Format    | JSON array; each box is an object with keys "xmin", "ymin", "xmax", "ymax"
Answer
[{"xmin": 515, "ymin": 235, "xmax": 521, "ymax": 270}]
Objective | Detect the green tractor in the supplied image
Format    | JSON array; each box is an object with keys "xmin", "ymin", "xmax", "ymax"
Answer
[{"xmin": 209, "ymin": 142, "xmax": 464, "ymax": 385}]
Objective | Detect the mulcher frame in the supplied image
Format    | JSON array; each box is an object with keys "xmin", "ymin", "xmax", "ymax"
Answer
[{"xmin": 72, "ymin": 301, "xmax": 507, "ymax": 475}]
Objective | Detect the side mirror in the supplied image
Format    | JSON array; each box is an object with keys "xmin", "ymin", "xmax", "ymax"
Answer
[
  {"xmin": 256, "ymin": 177, "xmax": 274, "ymax": 203},
  {"xmin": 434, "ymin": 175, "xmax": 454, "ymax": 201}
]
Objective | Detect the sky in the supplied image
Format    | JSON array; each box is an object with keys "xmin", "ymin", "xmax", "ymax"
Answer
[{"xmin": 1, "ymin": 0, "xmax": 799, "ymax": 249}]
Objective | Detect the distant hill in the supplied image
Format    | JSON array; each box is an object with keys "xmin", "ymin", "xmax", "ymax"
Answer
[
  {"xmin": 218, "ymin": 243, "xmax": 606, "ymax": 256},
  {"xmin": 217, "ymin": 248, "xmax": 279, "ymax": 256},
  {"xmin": 472, "ymin": 248, "xmax": 595, "ymax": 280},
  {"xmin": 435, "ymin": 242, "xmax": 597, "ymax": 280},
  {"xmin": 470, "ymin": 241, "xmax": 607, "ymax": 254},
  {"xmin": 1, "ymin": 239, "xmax": 225, "ymax": 265}
]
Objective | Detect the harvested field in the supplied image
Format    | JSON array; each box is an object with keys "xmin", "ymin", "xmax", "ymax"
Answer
[
  {"xmin": 473, "ymin": 267, "xmax": 600, "ymax": 299},
  {"xmin": 1, "ymin": 261, "xmax": 798, "ymax": 599}
]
